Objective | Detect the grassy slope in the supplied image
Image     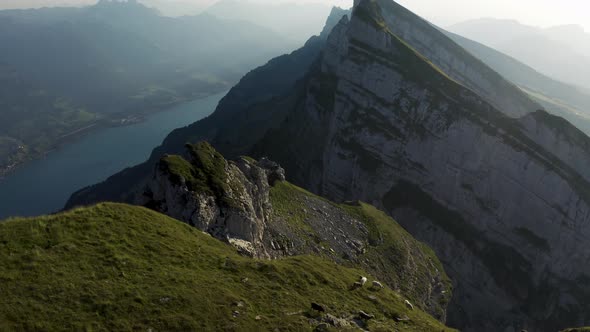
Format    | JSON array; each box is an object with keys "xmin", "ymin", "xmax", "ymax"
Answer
[
  {"xmin": 0, "ymin": 203, "xmax": 453, "ymax": 331},
  {"xmin": 270, "ymin": 181, "xmax": 452, "ymax": 319}
]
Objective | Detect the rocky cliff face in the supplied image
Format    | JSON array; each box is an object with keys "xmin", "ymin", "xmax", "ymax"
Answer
[
  {"xmin": 134, "ymin": 142, "xmax": 452, "ymax": 320},
  {"xmin": 135, "ymin": 142, "xmax": 284, "ymax": 258},
  {"xmin": 251, "ymin": 1, "xmax": 590, "ymax": 330},
  {"xmin": 364, "ymin": 0, "xmax": 539, "ymax": 118}
]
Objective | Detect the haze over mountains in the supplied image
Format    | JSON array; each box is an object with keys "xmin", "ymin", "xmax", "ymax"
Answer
[
  {"xmin": 0, "ymin": 0, "xmax": 295, "ymax": 176},
  {"xmin": 449, "ymin": 18, "xmax": 590, "ymax": 89},
  {"xmin": 205, "ymin": 0, "xmax": 333, "ymax": 44},
  {"xmin": 443, "ymin": 30, "xmax": 590, "ymax": 137}
]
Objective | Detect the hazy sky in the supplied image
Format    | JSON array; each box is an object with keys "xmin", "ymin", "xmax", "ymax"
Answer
[
  {"xmin": 247, "ymin": 0, "xmax": 590, "ymax": 31},
  {"xmin": 394, "ymin": 0, "xmax": 590, "ymax": 30},
  {"xmin": 315, "ymin": 0, "xmax": 590, "ymax": 31},
  {"xmin": 1, "ymin": 0, "xmax": 589, "ymax": 31}
]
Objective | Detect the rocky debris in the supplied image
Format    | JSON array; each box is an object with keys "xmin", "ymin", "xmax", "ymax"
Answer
[
  {"xmin": 405, "ymin": 300, "xmax": 415, "ymax": 310},
  {"xmin": 228, "ymin": 238, "xmax": 256, "ymax": 257},
  {"xmin": 263, "ymin": 195, "xmax": 371, "ymax": 261},
  {"xmin": 323, "ymin": 314, "xmax": 351, "ymax": 328},
  {"xmin": 310, "ymin": 312, "xmax": 364, "ymax": 330}
]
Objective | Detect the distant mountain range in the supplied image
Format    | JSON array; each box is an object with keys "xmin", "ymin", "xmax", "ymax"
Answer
[
  {"xmin": 448, "ymin": 18, "xmax": 590, "ymax": 90},
  {"xmin": 443, "ymin": 31, "xmax": 590, "ymax": 135},
  {"xmin": 0, "ymin": 0, "xmax": 296, "ymax": 175},
  {"xmin": 204, "ymin": 0, "xmax": 334, "ymax": 44}
]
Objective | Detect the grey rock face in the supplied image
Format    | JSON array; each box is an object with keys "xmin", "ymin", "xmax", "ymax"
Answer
[
  {"xmin": 136, "ymin": 151, "xmax": 280, "ymax": 258},
  {"xmin": 252, "ymin": 2, "xmax": 590, "ymax": 331},
  {"xmin": 520, "ymin": 110, "xmax": 590, "ymax": 183},
  {"xmin": 368, "ymin": 0, "xmax": 540, "ymax": 117}
]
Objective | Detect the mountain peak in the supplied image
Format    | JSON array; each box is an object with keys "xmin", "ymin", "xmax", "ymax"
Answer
[
  {"xmin": 93, "ymin": 0, "xmax": 158, "ymax": 15},
  {"xmin": 319, "ymin": 6, "xmax": 350, "ymax": 39}
]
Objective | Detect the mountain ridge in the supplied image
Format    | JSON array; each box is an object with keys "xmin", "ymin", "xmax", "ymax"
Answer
[
  {"xmin": 445, "ymin": 30, "xmax": 590, "ymax": 114},
  {"xmin": 448, "ymin": 18, "xmax": 590, "ymax": 89}
]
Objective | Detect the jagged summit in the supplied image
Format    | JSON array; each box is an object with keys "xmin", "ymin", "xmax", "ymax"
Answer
[
  {"xmin": 93, "ymin": 0, "xmax": 159, "ymax": 16},
  {"xmin": 358, "ymin": 0, "xmax": 540, "ymax": 117},
  {"xmin": 320, "ymin": 6, "xmax": 351, "ymax": 39}
]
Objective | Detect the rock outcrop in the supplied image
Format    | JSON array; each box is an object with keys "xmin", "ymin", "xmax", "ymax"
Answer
[
  {"xmin": 133, "ymin": 142, "xmax": 452, "ymax": 320},
  {"xmin": 136, "ymin": 142, "xmax": 284, "ymax": 258}
]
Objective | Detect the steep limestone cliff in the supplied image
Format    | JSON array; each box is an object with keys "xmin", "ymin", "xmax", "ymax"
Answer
[
  {"xmin": 361, "ymin": 0, "xmax": 539, "ymax": 117},
  {"xmin": 248, "ymin": 2, "xmax": 590, "ymax": 330}
]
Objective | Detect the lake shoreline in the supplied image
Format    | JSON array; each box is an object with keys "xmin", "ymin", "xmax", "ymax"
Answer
[
  {"xmin": 0, "ymin": 91, "xmax": 225, "ymax": 182},
  {"xmin": 0, "ymin": 91, "xmax": 227, "ymax": 219}
]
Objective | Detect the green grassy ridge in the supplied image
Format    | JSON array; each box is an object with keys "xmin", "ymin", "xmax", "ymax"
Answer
[
  {"xmin": 0, "ymin": 203, "xmax": 454, "ymax": 331},
  {"xmin": 270, "ymin": 181, "xmax": 452, "ymax": 319}
]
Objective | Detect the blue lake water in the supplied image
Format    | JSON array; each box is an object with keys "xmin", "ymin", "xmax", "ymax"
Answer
[{"xmin": 0, "ymin": 91, "xmax": 226, "ymax": 219}]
